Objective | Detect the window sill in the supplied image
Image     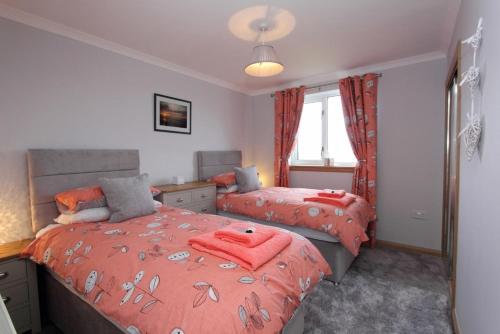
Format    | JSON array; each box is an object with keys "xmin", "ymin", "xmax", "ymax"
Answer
[{"xmin": 289, "ymin": 165, "xmax": 355, "ymax": 173}]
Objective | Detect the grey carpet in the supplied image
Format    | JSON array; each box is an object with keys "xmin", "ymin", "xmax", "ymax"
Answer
[{"xmin": 303, "ymin": 247, "xmax": 452, "ymax": 334}]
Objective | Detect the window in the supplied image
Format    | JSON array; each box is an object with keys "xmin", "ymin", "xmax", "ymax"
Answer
[{"xmin": 291, "ymin": 90, "xmax": 357, "ymax": 168}]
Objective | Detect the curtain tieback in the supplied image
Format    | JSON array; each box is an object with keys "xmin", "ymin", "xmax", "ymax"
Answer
[{"xmin": 355, "ymin": 160, "xmax": 367, "ymax": 168}]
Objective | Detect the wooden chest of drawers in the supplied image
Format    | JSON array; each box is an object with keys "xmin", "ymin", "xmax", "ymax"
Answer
[
  {"xmin": 155, "ymin": 181, "xmax": 217, "ymax": 214},
  {"xmin": 0, "ymin": 239, "xmax": 41, "ymax": 333}
]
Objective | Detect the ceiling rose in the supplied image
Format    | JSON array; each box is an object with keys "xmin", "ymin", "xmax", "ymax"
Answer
[{"xmin": 228, "ymin": 5, "xmax": 296, "ymax": 43}]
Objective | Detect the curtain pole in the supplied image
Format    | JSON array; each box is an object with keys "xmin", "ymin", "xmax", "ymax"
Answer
[{"xmin": 270, "ymin": 73, "xmax": 382, "ymax": 97}]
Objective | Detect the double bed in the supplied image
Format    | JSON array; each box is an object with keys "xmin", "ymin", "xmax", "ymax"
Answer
[
  {"xmin": 24, "ymin": 149, "xmax": 330, "ymax": 334},
  {"xmin": 197, "ymin": 150, "xmax": 376, "ymax": 283}
]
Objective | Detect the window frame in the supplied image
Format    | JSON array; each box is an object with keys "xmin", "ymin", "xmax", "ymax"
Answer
[{"xmin": 290, "ymin": 89, "xmax": 357, "ymax": 170}]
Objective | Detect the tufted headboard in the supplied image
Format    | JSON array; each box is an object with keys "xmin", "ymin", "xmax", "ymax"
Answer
[
  {"xmin": 197, "ymin": 150, "xmax": 242, "ymax": 181},
  {"xmin": 27, "ymin": 149, "xmax": 140, "ymax": 233}
]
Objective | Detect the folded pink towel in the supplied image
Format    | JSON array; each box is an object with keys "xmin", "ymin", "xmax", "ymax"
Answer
[
  {"xmin": 189, "ymin": 228, "xmax": 292, "ymax": 270},
  {"xmin": 304, "ymin": 195, "xmax": 355, "ymax": 208},
  {"xmin": 318, "ymin": 189, "xmax": 346, "ymax": 198},
  {"xmin": 214, "ymin": 222, "xmax": 275, "ymax": 248}
]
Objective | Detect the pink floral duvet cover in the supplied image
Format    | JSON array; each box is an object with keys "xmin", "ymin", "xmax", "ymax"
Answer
[
  {"xmin": 22, "ymin": 206, "xmax": 330, "ymax": 334},
  {"xmin": 217, "ymin": 187, "xmax": 375, "ymax": 256}
]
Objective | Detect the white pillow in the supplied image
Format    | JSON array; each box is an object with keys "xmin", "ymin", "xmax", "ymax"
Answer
[
  {"xmin": 36, "ymin": 224, "xmax": 61, "ymax": 238},
  {"xmin": 54, "ymin": 207, "xmax": 111, "ymax": 225},
  {"xmin": 217, "ymin": 184, "xmax": 239, "ymax": 194}
]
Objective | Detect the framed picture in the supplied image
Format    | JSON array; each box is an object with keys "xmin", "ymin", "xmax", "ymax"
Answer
[{"xmin": 154, "ymin": 93, "xmax": 191, "ymax": 134}]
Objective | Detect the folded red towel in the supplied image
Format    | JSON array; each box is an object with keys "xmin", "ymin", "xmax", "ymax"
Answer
[
  {"xmin": 304, "ymin": 195, "xmax": 355, "ymax": 208},
  {"xmin": 214, "ymin": 222, "xmax": 275, "ymax": 248},
  {"xmin": 318, "ymin": 189, "xmax": 346, "ymax": 198},
  {"xmin": 189, "ymin": 228, "xmax": 292, "ymax": 270}
]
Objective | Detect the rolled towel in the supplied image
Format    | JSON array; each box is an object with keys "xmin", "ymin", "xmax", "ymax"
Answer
[
  {"xmin": 318, "ymin": 189, "xmax": 346, "ymax": 198},
  {"xmin": 189, "ymin": 229, "xmax": 292, "ymax": 270},
  {"xmin": 304, "ymin": 195, "xmax": 355, "ymax": 208},
  {"xmin": 214, "ymin": 223, "xmax": 275, "ymax": 248}
]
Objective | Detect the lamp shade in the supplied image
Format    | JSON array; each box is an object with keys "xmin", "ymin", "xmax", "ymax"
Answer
[{"xmin": 244, "ymin": 45, "xmax": 284, "ymax": 77}]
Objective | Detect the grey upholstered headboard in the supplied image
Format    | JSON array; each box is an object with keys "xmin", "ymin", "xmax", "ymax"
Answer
[
  {"xmin": 197, "ymin": 150, "xmax": 242, "ymax": 181},
  {"xmin": 27, "ymin": 149, "xmax": 140, "ymax": 233}
]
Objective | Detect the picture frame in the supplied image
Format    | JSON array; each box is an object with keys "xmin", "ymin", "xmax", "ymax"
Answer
[{"xmin": 154, "ymin": 93, "xmax": 192, "ymax": 134}]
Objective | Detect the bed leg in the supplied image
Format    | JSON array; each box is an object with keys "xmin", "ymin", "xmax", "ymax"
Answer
[{"xmin": 325, "ymin": 279, "xmax": 339, "ymax": 286}]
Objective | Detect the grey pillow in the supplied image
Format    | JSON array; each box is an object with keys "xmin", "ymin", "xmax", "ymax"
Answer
[
  {"xmin": 234, "ymin": 166, "xmax": 260, "ymax": 193},
  {"xmin": 99, "ymin": 174, "xmax": 155, "ymax": 223}
]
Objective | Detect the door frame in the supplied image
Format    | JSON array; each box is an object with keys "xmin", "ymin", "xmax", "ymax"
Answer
[{"xmin": 442, "ymin": 42, "xmax": 461, "ymax": 310}]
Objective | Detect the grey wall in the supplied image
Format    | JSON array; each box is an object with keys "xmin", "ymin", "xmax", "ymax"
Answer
[
  {"xmin": 447, "ymin": 1, "xmax": 500, "ymax": 333},
  {"xmin": 0, "ymin": 18, "xmax": 251, "ymax": 243},
  {"xmin": 248, "ymin": 57, "xmax": 446, "ymax": 251},
  {"xmin": 377, "ymin": 58, "xmax": 446, "ymax": 250}
]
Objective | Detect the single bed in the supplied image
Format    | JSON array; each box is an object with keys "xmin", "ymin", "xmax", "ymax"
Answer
[
  {"xmin": 197, "ymin": 150, "xmax": 376, "ymax": 283},
  {"xmin": 25, "ymin": 149, "xmax": 330, "ymax": 334}
]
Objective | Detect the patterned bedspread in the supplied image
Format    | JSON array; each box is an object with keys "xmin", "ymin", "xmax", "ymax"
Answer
[
  {"xmin": 23, "ymin": 206, "xmax": 330, "ymax": 334},
  {"xmin": 217, "ymin": 187, "xmax": 375, "ymax": 255}
]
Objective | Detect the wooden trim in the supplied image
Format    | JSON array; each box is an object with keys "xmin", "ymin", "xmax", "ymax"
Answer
[
  {"xmin": 154, "ymin": 181, "xmax": 215, "ymax": 193},
  {"xmin": 442, "ymin": 44, "xmax": 462, "ymax": 254},
  {"xmin": 0, "ymin": 239, "xmax": 33, "ymax": 261},
  {"xmin": 290, "ymin": 165, "xmax": 355, "ymax": 173},
  {"xmin": 442, "ymin": 42, "xmax": 462, "ymax": 311},
  {"xmin": 452, "ymin": 307, "xmax": 461, "ymax": 334},
  {"xmin": 377, "ymin": 240, "xmax": 443, "ymax": 257}
]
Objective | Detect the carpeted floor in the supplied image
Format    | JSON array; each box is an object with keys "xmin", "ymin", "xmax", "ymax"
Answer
[{"xmin": 303, "ymin": 247, "xmax": 452, "ymax": 334}]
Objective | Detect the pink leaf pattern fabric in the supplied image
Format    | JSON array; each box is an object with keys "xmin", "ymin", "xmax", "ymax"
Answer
[
  {"xmin": 22, "ymin": 206, "xmax": 330, "ymax": 334},
  {"xmin": 274, "ymin": 86, "xmax": 306, "ymax": 187},
  {"xmin": 339, "ymin": 74, "xmax": 378, "ymax": 212},
  {"xmin": 216, "ymin": 187, "xmax": 375, "ymax": 256}
]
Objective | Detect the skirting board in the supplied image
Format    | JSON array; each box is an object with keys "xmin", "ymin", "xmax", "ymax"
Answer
[
  {"xmin": 376, "ymin": 240, "xmax": 443, "ymax": 257},
  {"xmin": 452, "ymin": 307, "xmax": 461, "ymax": 334}
]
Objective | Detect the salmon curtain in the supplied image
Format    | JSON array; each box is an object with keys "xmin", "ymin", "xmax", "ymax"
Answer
[
  {"xmin": 339, "ymin": 74, "xmax": 378, "ymax": 210},
  {"xmin": 274, "ymin": 86, "xmax": 305, "ymax": 187}
]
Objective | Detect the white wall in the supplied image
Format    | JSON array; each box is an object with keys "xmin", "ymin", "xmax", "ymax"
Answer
[
  {"xmin": 248, "ymin": 58, "xmax": 446, "ymax": 251},
  {"xmin": 447, "ymin": 1, "xmax": 500, "ymax": 333},
  {"xmin": 0, "ymin": 18, "xmax": 251, "ymax": 243},
  {"xmin": 290, "ymin": 171, "xmax": 352, "ymax": 191}
]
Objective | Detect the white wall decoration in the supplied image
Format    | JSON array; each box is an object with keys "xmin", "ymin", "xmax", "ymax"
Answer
[{"xmin": 458, "ymin": 18, "xmax": 483, "ymax": 161}]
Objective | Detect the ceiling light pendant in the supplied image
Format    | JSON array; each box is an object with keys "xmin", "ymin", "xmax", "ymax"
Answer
[{"xmin": 244, "ymin": 26, "xmax": 284, "ymax": 77}]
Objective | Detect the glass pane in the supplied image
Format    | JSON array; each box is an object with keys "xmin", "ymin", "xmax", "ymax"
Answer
[
  {"xmin": 296, "ymin": 102, "xmax": 322, "ymax": 161},
  {"xmin": 327, "ymin": 96, "xmax": 357, "ymax": 164}
]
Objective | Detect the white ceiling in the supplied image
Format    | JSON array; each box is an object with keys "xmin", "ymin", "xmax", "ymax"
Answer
[{"xmin": 0, "ymin": 0, "xmax": 460, "ymax": 94}]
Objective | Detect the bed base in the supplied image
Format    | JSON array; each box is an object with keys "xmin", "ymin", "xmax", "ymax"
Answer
[
  {"xmin": 39, "ymin": 267, "xmax": 305, "ymax": 334},
  {"xmin": 308, "ymin": 239, "xmax": 356, "ymax": 283},
  {"xmin": 40, "ymin": 268, "xmax": 123, "ymax": 334}
]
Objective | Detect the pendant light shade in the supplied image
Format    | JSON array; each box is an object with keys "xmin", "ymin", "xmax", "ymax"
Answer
[{"xmin": 244, "ymin": 45, "xmax": 284, "ymax": 77}]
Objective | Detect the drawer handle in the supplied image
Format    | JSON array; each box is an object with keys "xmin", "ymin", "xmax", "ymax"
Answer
[
  {"xmin": 201, "ymin": 208, "xmax": 208, "ymax": 212},
  {"xmin": 176, "ymin": 198, "xmax": 184, "ymax": 203},
  {"xmin": 2, "ymin": 296, "xmax": 10, "ymax": 304},
  {"xmin": 0, "ymin": 272, "xmax": 8, "ymax": 280},
  {"xmin": 201, "ymin": 194, "xmax": 207, "ymax": 198}
]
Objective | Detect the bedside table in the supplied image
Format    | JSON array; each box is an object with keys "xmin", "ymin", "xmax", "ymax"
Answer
[
  {"xmin": 155, "ymin": 181, "xmax": 217, "ymax": 214},
  {"xmin": 0, "ymin": 239, "xmax": 41, "ymax": 334}
]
